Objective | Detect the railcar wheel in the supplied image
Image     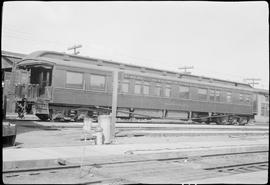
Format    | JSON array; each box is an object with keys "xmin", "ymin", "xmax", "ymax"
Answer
[
  {"xmin": 205, "ymin": 120, "xmax": 210, "ymax": 124},
  {"xmin": 36, "ymin": 114, "xmax": 50, "ymax": 121},
  {"xmin": 239, "ymin": 118, "xmax": 248, "ymax": 125},
  {"xmin": 216, "ymin": 116, "xmax": 229, "ymax": 125},
  {"xmin": 231, "ymin": 118, "xmax": 239, "ymax": 125}
]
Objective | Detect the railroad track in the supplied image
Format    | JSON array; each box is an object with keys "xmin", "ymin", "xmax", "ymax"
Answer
[
  {"xmin": 3, "ymin": 150, "xmax": 268, "ymax": 184},
  {"xmin": 204, "ymin": 161, "xmax": 268, "ymax": 173},
  {"xmin": 3, "ymin": 150, "xmax": 268, "ymax": 174}
]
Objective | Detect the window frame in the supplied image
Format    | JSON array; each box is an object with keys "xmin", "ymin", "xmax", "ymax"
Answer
[
  {"xmin": 142, "ymin": 81, "xmax": 150, "ymax": 96},
  {"xmin": 120, "ymin": 79, "xmax": 130, "ymax": 93},
  {"xmin": 164, "ymin": 85, "xmax": 171, "ymax": 97},
  {"xmin": 261, "ymin": 103, "xmax": 266, "ymax": 116},
  {"xmin": 215, "ymin": 90, "xmax": 221, "ymax": 102},
  {"xmin": 153, "ymin": 83, "xmax": 162, "ymax": 97},
  {"xmin": 226, "ymin": 91, "xmax": 232, "ymax": 103},
  {"xmin": 245, "ymin": 94, "xmax": 251, "ymax": 104},
  {"xmin": 265, "ymin": 95, "xmax": 269, "ymax": 102},
  {"xmin": 209, "ymin": 89, "xmax": 215, "ymax": 101},
  {"xmin": 239, "ymin": 93, "xmax": 244, "ymax": 103},
  {"xmin": 179, "ymin": 85, "xmax": 190, "ymax": 99},
  {"xmin": 134, "ymin": 80, "xmax": 142, "ymax": 95},
  {"xmin": 198, "ymin": 88, "xmax": 208, "ymax": 100},
  {"xmin": 65, "ymin": 71, "xmax": 84, "ymax": 89},
  {"xmin": 89, "ymin": 73, "xmax": 106, "ymax": 91}
]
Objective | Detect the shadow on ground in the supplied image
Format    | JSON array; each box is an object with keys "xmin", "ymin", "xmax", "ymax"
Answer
[{"xmin": 13, "ymin": 120, "xmax": 61, "ymax": 135}]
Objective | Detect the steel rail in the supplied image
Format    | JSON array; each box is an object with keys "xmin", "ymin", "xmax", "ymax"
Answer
[
  {"xmin": 204, "ymin": 161, "xmax": 268, "ymax": 171},
  {"xmin": 3, "ymin": 150, "xmax": 268, "ymax": 174},
  {"xmin": 157, "ymin": 150, "xmax": 269, "ymax": 161}
]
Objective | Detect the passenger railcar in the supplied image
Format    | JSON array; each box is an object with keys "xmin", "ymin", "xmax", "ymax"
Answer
[{"xmin": 13, "ymin": 50, "xmax": 255, "ymax": 125}]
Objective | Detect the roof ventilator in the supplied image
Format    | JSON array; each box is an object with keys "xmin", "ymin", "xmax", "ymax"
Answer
[
  {"xmin": 119, "ymin": 64, "xmax": 125, "ymax": 70},
  {"xmin": 141, "ymin": 67, "xmax": 146, "ymax": 73},
  {"xmin": 63, "ymin": 54, "xmax": 71, "ymax": 61},
  {"xmin": 97, "ymin": 60, "xmax": 103, "ymax": 66}
]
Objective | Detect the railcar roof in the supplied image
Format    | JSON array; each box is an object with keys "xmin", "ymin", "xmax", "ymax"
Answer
[
  {"xmin": 2, "ymin": 50, "xmax": 26, "ymax": 59},
  {"xmin": 2, "ymin": 50, "xmax": 26, "ymax": 69},
  {"xmin": 253, "ymin": 88, "xmax": 269, "ymax": 94},
  {"xmin": 19, "ymin": 50, "xmax": 253, "ymax": 90}
]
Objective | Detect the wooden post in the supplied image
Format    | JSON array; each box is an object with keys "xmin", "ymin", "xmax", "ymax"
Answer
[
  {"xmin": 111, "ymin": 70, "xmax": 118, "ymax": 141},
  {"xmin": 188, "ymin": 111, "xmax": 192, "ymax": 122}
]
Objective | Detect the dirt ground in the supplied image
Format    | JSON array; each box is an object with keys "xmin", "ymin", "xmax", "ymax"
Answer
[
  {"xmin": 8, "ymin": 124, "xmax": 268, "ymax": 148},
  {"xmin": 3, "ymin": 123, "xmax": 269, "ymax": 184}
]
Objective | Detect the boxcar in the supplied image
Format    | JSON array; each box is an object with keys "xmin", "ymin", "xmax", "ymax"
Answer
[{"xmin": 14, "ymin": 50, "xmax": 255, "ymax": 125}]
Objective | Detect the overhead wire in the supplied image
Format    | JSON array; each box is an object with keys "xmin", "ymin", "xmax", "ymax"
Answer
[{"xmin": 2, "ymin": 26, "xmax": 267, "ymax": 88}]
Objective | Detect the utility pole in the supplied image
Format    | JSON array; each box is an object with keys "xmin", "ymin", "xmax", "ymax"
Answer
[
  {"xmin": 111, "ymin": 70, "xmax": 118, "ymax": 142},
  {"xmin": 67, "ymin": 44, "xmax": 82, "ymax": 55},
  {"xmin": 178, "ymin": 66, "xmax": 194, "ymax": 74},
  {"xmin": 244, "ymin": 78, "xmax": 261, "ymax": 87}
]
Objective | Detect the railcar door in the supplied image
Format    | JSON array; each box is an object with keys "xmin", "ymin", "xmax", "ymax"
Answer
[{"xmin": 29, "ymin": 65, "xmax": 53, "ymax": 99}]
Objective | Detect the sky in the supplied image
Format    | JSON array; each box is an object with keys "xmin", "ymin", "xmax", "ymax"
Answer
[{"xmin": 2, "ymin": 1, "xmax": 269, "ymax": 89}]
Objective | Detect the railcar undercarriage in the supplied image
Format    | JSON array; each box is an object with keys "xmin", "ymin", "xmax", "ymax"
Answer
[{"xmin": 29, "ymin": 102, "xmax": 253, "ymax": 126}]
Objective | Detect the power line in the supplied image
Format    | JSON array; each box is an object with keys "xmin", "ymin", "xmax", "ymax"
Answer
[
  {"xmin": 3, "ymin": 34, "xmax": 50, "ymax": 49},
  {"xmin": 3, "ymin": 34, "xmax": 65, "ymax": 49},
  {"xmin": 3, "ymin": 31, "xmax": 70, "ymax": 47},
  {"xmin": 3, "ymin": 27, "xmax": 103, "ymax": 55},
  {"xmin": 2, "ymin": 27, "xmax": 268, "ymax": 87}
]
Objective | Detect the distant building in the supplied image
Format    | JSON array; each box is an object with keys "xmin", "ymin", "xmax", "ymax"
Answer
[
  {"xmin": 2, "ymin": 51, "xmax": 26, "ymax": 114},
  {"xmin": 254, "ymin": 88, "xmax": 269, "ymax": 123},
  {"xmin": 2, "ymin": 50, "xmax": 25, "ymax": 80},
  {"xmin": 2, "ymin": 50, "xmax": 25, "ymax": 70}
]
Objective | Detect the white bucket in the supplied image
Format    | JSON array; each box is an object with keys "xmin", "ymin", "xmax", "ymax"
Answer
[
  {"xmin": 98, "ymin": 115, "xmax": 111, "ymax": 144},
  {"xmin": 83, "ymin": 117, "xmax": 92, "ymax": 132},
  {"xmin": 95, "ymin": 131, "xmax": 103, "ymax": 145}
]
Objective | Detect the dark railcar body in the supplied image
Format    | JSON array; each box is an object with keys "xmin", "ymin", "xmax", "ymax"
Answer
[{"xmin": 15, "ymin": 51, "xmax": 255, "ymax": 123}]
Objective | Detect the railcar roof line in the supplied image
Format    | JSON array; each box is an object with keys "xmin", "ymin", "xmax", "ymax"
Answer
[{"xmin": 21, "ymin": 50, "xmax": 253, "ymax": 89}]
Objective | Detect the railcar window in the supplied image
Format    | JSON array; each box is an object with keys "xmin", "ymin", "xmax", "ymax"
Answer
[
  {"xmin": 239, "ymin": 94, "xmax": 244, "ymax": 103},
  {"xmin": 121, "ymin": 79, "xmax": 129, "ymax": 93},
  {"xmin": 215, "ymin": 90, "xmax": 221, "ymax": 101},
  {"xmin": 261, "ymin": 103, "xmax": 269, "ymax": 116},
  {"xmin": 165, "ymin": 85, "xmax": 171, "ymax": 97},
  {"xmin": 143, "ymin": 82, "xmax": 150, "ymax": 95},
  {"xmin": 154, "ymin": 84, "xmax": 162, "ymax": 96},
  {"xmin": 265, "ymin": 95, "xmax": 269, "ymax": 102},
  {"xmin": 179, "ymin": 86, "xmax": 189, "ymax": 99},
  {"xmin": 198, "ymin": 88, "xmax": 207, "ymax": 100},
  {"xmin": 245, "ymin": 94, "xmax": 251, "ymax": 104},
  {"xmin": 66, "ymin": 71, "xmax": 83, "ymax": 89},
  {"xmin": 90, "ymin": 74, "xmax": 106, "ymax": 90},
  {"xmin": 209, "ymin": 89, "xmax": 215, "ymax": 101},
  {"xmin": 134, "ymin": 81, "xmax": 142, "ymax": 94},
  {"xmin": 226, "ymin": 92, "xmax": 232, "ymax": 103},
  {"xmin": 264, "ymin": 103, "xmax": 269, "ymax": 116}
]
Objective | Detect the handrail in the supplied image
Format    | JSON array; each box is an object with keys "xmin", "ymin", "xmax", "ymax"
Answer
[{"xmin": 15, "ymin": 84, "xmax": 40, "ymax": 100}]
